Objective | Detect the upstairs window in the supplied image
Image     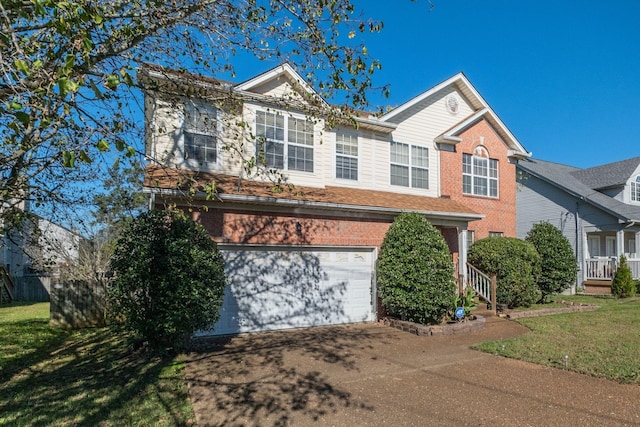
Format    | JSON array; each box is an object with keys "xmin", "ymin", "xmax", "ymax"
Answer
[
  {"xmin": 632, "ymin": 175, "xmax": 640, "ymax": 202},
  {"xmin": 390, "ymin": 142, "xmax": 429, "ymax": 189},
  {"xmin": 256, "ymin": 110, "xmax": 314, "ymax": 172},
  {"xmin": 184, "ymin": 102, "xmax": 218, "ymax": 165},
  {"xmin": 463, "ymin": 146, "xmax": 498, "ymax": 197},
  {"xmin": 336, "ymin": 132, "xmax": 358, "ymax": 180}
]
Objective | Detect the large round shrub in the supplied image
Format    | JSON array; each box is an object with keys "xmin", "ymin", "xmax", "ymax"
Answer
[
  {"xmin": 525, "ymin": 222, "xmax": 577, "ymax": 302},
  {"xmin": 109, "ymin": 209, "xmax": 226, "ymax": 350},
  {"xmin": 611, "ymin": 255, "xmax": 636, "ymax": 298},
  {"xmin": 377, "ymin": 212, "xmax": 456, "ymax": 325},
  {"xmin": 467, "ymin": 237, "xmax": 541, "ymax": 308}
]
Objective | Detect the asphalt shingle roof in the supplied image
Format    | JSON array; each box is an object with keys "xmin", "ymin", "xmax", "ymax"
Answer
[
  {"xmin": 569, "ymin": 156, "xmax": 640, "ymax": 190},
  {"xmin": 518, "ymin": 158, "xmax": 640, "ymax": 223},
  {"xmin": 145, "ymin": 166, "xmax": 482, "ymax": 220}
]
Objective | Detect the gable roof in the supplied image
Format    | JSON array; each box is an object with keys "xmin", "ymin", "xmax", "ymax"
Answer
[
  {"xmin": 144, "ymin": 167, "xmax": 483, "ymax": 223},
  {"xmin": 380, "ymin": 73, "xmax": 531, "ymax": 159},
  {"xmin": 569, "ymin": 156, "xmax": 640, "ymax": 190},
  {"xmin": 517, "ymin": 158, "xmax": 640, "ymax": 224}
]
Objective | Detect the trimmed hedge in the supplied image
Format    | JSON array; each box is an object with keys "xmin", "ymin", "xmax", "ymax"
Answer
[
  {"xmin": 377, "ymin": 212, "xmax": 456, "ymax": 325},
  {"xmin": 525, "ymin": 222, "xmax": 578, "ymax": 302},
  {"xmin": 109, "ymin": 209, "xmax": 226, "ymax": 350},
  {"xmin": 467, "ymin": 237, "xmax": 541, "ymax": 308}
]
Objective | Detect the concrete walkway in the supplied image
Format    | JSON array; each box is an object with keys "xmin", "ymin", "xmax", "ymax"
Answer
[{"xmin": 184, "ymin": 316, "xmax": 640, "ymax": 426}]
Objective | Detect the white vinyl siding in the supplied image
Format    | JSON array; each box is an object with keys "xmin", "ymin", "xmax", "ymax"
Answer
[
  {"xmin": 256, "ymin": 111, "xmax": 314, "ymax": 172},
  {"xmin": 184, "ymin": 101, "xmax": 218, "ymax": 166},
  {"xmin": 390, "ymin": 141, "xmax": 429, "ymax": 189},
  {"xmin": 463, "ymin": 152, "xmax": 498, "ymax": 197},
  {"xmin": 336, "ymin": 132, "xmax": 358, "ymax": 180}
]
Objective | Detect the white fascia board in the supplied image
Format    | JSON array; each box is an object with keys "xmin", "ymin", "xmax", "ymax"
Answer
[
  {"xmin": 380, "ymin": 72, "xmax": 471, "ymax": 122},
  {"xmin": 145, "ymin": 187, "xmax": 484, "ymax": 222},
  {"xmin": 234, "ymin": 63, "xmax": 329, "ymax": 107}
]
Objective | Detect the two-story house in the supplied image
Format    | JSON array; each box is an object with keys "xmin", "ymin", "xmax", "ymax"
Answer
[
  {"xmin": 517, "ymin": 157, "xmax": 640, "ymax": 294},
  {"xmin": 143, "ymin": 63, "xmax": 530, "ymax": 335}
]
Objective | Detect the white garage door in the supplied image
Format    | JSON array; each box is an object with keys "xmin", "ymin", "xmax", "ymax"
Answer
[{"xmin": 201, "ymin": 246, "xmax": 375, "ymax": 336}]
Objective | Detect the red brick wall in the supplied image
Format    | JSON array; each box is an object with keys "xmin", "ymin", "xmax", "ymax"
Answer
[
  {"xmin": 191, "ymin": 209, "xmax": 392, "ymax": 247},
  {"xmin": 182, "ymin": 208, "xmax": 460, "ymax": 259},
  {"xmin": 440, "ymin": 119, "xmax": 517, "ymax": 240}
]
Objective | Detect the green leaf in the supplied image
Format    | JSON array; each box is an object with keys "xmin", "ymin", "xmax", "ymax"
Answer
[
  {"xmin": 106, "ymin": 74, "xmax": 119, "ymax": 90},
  {"xmin": 14, "ymin": 59, "xmax": 29, "ymax": 74},
  {"xmin": 63, "ymin": 151, "xmax": 75, "ymax": 168},
  {"xmin": 115, "ymin": 139, "xmax": 125, "ymax": 151},
  {"xmin": 79, "ymin": 150, "xmax": 92, "ymax": 163},
  {"xmin": 97, "ymin": 139, "xmax": 109, "ymax": 151},
  {"xmin": 15, "ymin": 112, "xmax": 29, "ymax": 125},
  {"xmin": 126, "ymin": 146, "xmax": 136, "ymax": 157},
  {"xmin": 9, "ymin": 102, "xmax": 22, "ymax": 110}
]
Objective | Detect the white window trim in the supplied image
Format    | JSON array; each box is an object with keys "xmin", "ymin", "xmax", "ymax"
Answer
[
  {"xmin": 631, "ymin": 175, "xmax": 640, "ymax": 203},
  {"xmin": 255, "ymin": 109, "xmax": 315, "ymax": 173},
  {"xmin": 183, "ymin": 100, "xmax": 221, "ymax": 170},
  {"xmin": 335, "ymin": 131, "xmax": 359, "ymax": 181},
  {"xmin": 463, "ymin": 151, "xmax": 499, "ymax": 198},
  {"xmin": 389, "ymin": 141, "xmax": 429, "ymax": 189}
]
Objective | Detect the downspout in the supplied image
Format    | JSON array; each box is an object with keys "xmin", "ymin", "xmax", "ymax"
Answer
[{"xmin": 575, "ymin": 200, "xmax": 581, "ymax": 293}]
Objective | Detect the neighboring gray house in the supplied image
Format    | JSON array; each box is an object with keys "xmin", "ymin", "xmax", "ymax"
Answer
[
  {"xmin": 516, "ymin": 157, "xmax": 640, "ymax": 293},
  {"xmin": 1, "ymin": 212, "xmax": 82, "ymax": 301}
]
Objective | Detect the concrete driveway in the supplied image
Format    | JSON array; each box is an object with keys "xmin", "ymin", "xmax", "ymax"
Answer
[{"xmin": 184, "ymin": 316, "xmax": 640, "ymax": 426}]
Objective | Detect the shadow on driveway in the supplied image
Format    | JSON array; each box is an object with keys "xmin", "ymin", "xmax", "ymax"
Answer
[{"xmin": 185, "ymin": 318, "xmax": 640, "ymax": 426}]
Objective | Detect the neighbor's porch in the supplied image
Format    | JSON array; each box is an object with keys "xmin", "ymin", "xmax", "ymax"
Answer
[{"xmin": 584, "ymin": 230, "xmax": 640, "ymax": 293}]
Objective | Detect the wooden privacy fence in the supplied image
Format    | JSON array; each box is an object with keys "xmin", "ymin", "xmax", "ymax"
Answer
[
  {"xmin": 50, "ymin": 280, "xmax": 107, "ymax": 328},
  {"xmin": 13, "ymin": 275, "xmax": 52, "ymax": 302}
]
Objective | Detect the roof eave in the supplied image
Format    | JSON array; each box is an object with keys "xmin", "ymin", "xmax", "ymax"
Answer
[{"xmin": 144, "ymin": 187, "xmax": 484, "ymax": 223}]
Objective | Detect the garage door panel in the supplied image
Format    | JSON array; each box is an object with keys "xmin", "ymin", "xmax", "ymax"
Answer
[{"xmin": 201, "ymin": 247, "xmax": 374, "ymax": 336}]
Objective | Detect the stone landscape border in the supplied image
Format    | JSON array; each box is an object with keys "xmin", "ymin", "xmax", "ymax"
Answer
[
  {"xmin": 383, "ymin": 315, "xmax": 486, "ymax": 336},
  {"xmin": 503, "ymin": 301, "xmax": 599, "ymax": 319}
]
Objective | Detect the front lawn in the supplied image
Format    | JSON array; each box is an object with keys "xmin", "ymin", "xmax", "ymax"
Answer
[
  {"xmin": 0, "ymin": 302, "xmax": 194, "ymax": 426},
  {"xmin": 475, "ymin": 295, "xmax": 640, "ymax": 384}
]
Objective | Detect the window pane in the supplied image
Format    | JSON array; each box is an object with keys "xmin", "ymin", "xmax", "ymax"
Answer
[
  {"xmin": 463, "ymin": 174, "xmax": 472, "ymax": 194},
  {"xmin": 474, "ymin": 157, "xmax": 488, "ymax": 177},
  {"xmin": 489, "ymin": 179, "xmax": 498, "ymax": 197},
  {"xmin": 411, "ymin": 146, "xmax": 429, "ymax": 168},
  {"xmin": 474, "ymin": 176, "xmax": 488, "ymax": 196},
  {"xmin": 489, "ymin": 159, "xmax": 498, "ymax": 178},
  {"xmin": 411, "ymin": 167, "xmax": 429, "ymax": 189},
  {"xmin": 256, "ymin": 111, "xmax": 284, "ymax": 142},
  {"xmin": 463, "ymin": 154, "xmax": 472, "ymax": 174},
  {"xmin": 184, "ymin": 133, "xmax": 217, "ymax": 164},
  {"xmin": 288, "ymin": 145, "xmax": 313, "ymax": 172},
  {"xmin": 390, "ymin": 142, "xmax": 409, "ymax": 164},
  {"xmin": 336, "ymin": 133, "xmax": 358, "ymax": 156},
  {"xmin": 390, "ymin": 164, "xmax": 409, "ymax": 186},
  {"xmin": 336, "ymin": 156, "xmax": 358, "ymax": 180},
  {"xmin": 264, "ymin": 141, "xmax": 284, "ymax": 169},
  {"xmin": 288, "ymin": 117, "xmax": 313, "ymax": 146}
]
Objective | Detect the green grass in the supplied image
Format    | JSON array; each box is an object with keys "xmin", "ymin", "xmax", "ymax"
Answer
[
  {"xmin": 476, "ymin": 295, "xmax": 640, "ymax": 384},
  {"xmin": 0, "ymin": 302, "xmax": 194, "ymax": 426}
]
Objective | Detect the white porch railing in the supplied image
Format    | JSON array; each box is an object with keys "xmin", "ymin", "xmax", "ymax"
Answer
[
  {"xmin": 465, "ymin": 263, "xmax": 496, "ymax": 315},
  {"xmin": 628, "ymin": 259, "xmax": 640, "ymax": 279},
  {"xmin": 585, "ymin": 257, "xmax": 640, "ymax": 280},
  {"xmin": 585, "ymin": 258, "xmax": 617, "ymax": 280}
]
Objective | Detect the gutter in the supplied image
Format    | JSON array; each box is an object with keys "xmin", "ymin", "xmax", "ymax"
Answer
[{"xmin": 145, "ymin": 187, "xmax": 485, "ymax": 222}]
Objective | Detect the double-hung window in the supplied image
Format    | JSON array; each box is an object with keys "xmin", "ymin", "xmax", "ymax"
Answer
[
  {"xmin": 462, "ymin": 147, "xmax": 498, "ymax": 197},
  {"xmin": 390, "ymin": 141, "xmax": 429, "ymax": 189},
  {"xmin": 184, "ymin": 101, "xmax": 218, "ymax": 166},
  {"xmin": 336, "ymin": 132, "xmax": 358, "ymax": 180},
  {"xmin": 256, "ymin": 110, "xmax": 314, "ymax": 172},
  {"xmin": 631, "ymin": 175, "xmax": 640, "ymax": 202}
]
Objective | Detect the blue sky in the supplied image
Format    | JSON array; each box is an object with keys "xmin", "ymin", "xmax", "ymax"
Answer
[{"xmin": 229, "ymin": 0, "xmax": 640, "ymax": 169}]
